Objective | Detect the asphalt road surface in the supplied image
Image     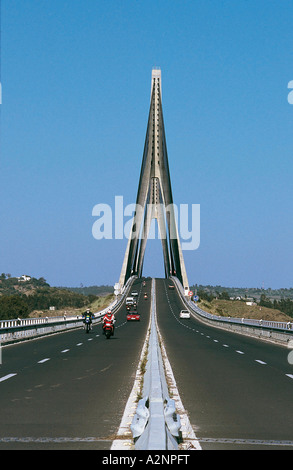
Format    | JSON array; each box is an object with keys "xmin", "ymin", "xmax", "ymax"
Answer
[
  {"xmin": 1, "ymin": 277, "xmax": 292, "ymax": 451},
  {"xmin": 0, "ymin": 278, "xmax": 151, "ymax": 450},
  {"xmin": 156, "ymin": 278, "xmax": 293, "ymax": 450}
]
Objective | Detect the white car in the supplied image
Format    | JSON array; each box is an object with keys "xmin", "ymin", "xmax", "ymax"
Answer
[{"xmin": 179, "ymin": 309, "xmax": 190, "ymax": 319}]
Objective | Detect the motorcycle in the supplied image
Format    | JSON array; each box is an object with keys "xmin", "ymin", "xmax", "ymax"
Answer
[
  {"xmin": 104, "ymin": 322, "xmax": 114, "ymax": 339},
  {"xmin": 84, "ymin": 317, "xmax": 91, "ymax": 334}
]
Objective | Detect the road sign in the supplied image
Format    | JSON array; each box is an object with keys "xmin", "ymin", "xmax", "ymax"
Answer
[
  {"xmin": 188, "ymin": 291, "xmax": 193, "ymax": 297},
  {"xmin": 193, "ymin": 295, "xmax": 199, "ymax": 302}
]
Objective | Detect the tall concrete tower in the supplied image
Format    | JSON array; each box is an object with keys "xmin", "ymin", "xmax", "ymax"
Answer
[{"xmin": 119, "ymin": 68, "xmax": 189, "ymax": 291}]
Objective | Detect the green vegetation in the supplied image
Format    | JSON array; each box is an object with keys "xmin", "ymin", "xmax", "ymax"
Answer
[
  {"xmin": 0, "ymin": 274, "xmax": 114, "ymax": 321},
  {"xmin": 60, "ymin": 285, "xmax": 113, "ymax": 296},
  {"xmin": 198, "ymin": 298, "xmax": 291, "ymax": 322},
  {"xmin": 0, "ymin": 296, "xmax": 30, "ymax": 320},
  {"xmin": 191, "ymin": 284, "xmax": 293, "ymax": 301},
  {"xmin": 1, "ymin": 273, "xmax": 292, "ymax": 322},
  {"xmin": 191, "ymin": 284, "xmax": 293, "ymax": 320}
]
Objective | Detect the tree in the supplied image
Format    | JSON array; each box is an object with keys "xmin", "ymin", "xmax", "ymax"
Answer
[
  {"xmin": 0, "ymin": 296, "xmax": 29, "ymax": 320},
  {"xmin": 219, "ymin": 291, "xmax": 230, "ymax": 300},
  {"xmin": 38, "ymin": 277, "xmax": 48, "ymax": 286},
  {"xmin": 259, "ymin": 294, "xmax": 273, "ymax": 309}
]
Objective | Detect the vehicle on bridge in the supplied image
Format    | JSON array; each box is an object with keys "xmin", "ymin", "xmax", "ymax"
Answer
[
  {"xmin": 104, "ymin": 322, "xmax": 114, "ymax": 339},
  {"xmin": 102, "ymin": 310, "xmax": 115, "ymax": 339},
  {"xmin": 84, "ymin": 316, "xmax": 91, "ymax": 333},
  {"xmin": 127, "ymin": 309, "xmax": 140, "ymax": 321},
  {"xmin": 126, "ymin": 296, "xmax": 134, "ymax": 305},
  {"xmin": 126, "ymin": 296, "xmax": 135, "ymax": 311},
  {"xmin": 179, "ymin": 309, "xmax": 190, "ymax": 319},
  {"xmin": 126, "ymin": 300, "xmax": 137, "ymax": 312}
]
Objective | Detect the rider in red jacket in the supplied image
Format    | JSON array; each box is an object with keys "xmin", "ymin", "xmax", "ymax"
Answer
[{"xmin": 102, "ymin": 310, "xmax": 115, "ymax": 335}]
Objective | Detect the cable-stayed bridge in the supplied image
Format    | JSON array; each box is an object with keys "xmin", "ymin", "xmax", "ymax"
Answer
[
  {"xmin": 118, "ymin": 68, "xmax": 189, "ymax": 292},
  {"xmin": 0, "ymin": 70, "xmax": 293, "ymax": 451}
]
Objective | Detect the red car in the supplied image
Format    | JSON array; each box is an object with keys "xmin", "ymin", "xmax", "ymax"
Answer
[{"xmin": 127, "ymin": 310, "xmax": 140, "ymax": 321}]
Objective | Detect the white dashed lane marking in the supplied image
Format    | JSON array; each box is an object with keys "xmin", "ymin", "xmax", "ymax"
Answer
[
  {"xmin": 164, "ymin": 281, "xmax": 293, "ymax": 383},
  {"xmin": 0, "ymin": 374, "xmax": 17, "ymax": 383}
]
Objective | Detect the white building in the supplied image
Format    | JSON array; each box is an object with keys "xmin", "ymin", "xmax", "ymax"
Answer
[{"xmin": 18, "ymin": 275, "xmax": 32, "ymax": 282}]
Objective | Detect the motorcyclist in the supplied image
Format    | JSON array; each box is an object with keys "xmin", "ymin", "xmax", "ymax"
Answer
[
  {"xmin": 102, "ymin": 309, "xmax": 115, "ymax": 336},
  {"xmin": 82, "ymin": 308, "xmax": 94, "ymax": 330}
]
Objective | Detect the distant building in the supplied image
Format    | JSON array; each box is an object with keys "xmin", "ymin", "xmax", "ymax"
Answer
[{"xmin": 18, "ymin": 275, "xmax": 31, "ymax": 282}]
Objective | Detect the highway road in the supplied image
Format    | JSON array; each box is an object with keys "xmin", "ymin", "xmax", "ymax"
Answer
[
  {"xmin": 0, "ymin": 277, "xmax": 292, "ymax": 450},
  {"xmin": 156, "ymin": 278, "xmax": 293, "ymax": 450},
  {"xmin": 0, "ymin": 278, "xmax": 151, "ymax": 450}
]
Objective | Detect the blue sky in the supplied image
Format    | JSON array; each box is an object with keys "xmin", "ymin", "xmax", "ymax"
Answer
[{"xmin": 1, "ymin": 0, "xmax": 293, "ymax": 289}]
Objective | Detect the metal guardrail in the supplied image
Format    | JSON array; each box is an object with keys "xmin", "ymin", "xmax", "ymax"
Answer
[
  {"xmin": 171, "ymin": 276, "xmax": 293, "ymax": 340},
  {"xmin": 130, "ymin": 279, "xmax": 181, "ymax": 450},
  {"xmin": 0, "ymin": 276, "xmax": 136, "ymax": 344}
]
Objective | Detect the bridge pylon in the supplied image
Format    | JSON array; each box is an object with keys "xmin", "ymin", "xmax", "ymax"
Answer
[{"xmin": 118, "ymin": 68, "xmax": 189, "ymax": 293}]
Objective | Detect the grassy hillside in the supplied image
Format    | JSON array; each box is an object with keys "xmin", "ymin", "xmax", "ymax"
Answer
[
  {"xmin": 0, "ymin": 275, "xmax": 114, "ymax": 320},
  {"xmin": 59, "ymin": 285, "xmax": 114, "ymax": 296},
  {"xmin": 1, "ymin": 273, "xmax": 292, "ymax": 322},
  {"xmin": 198, "ymin": 299, "xmax": 292, "ymax": 322},
  {"xmin": 191, "ymin": 284, "xmax": 293, "ymax": 301},
  {"xmin": 29, "ymin": 293, "xmax": 116, "ymax": 319}
]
